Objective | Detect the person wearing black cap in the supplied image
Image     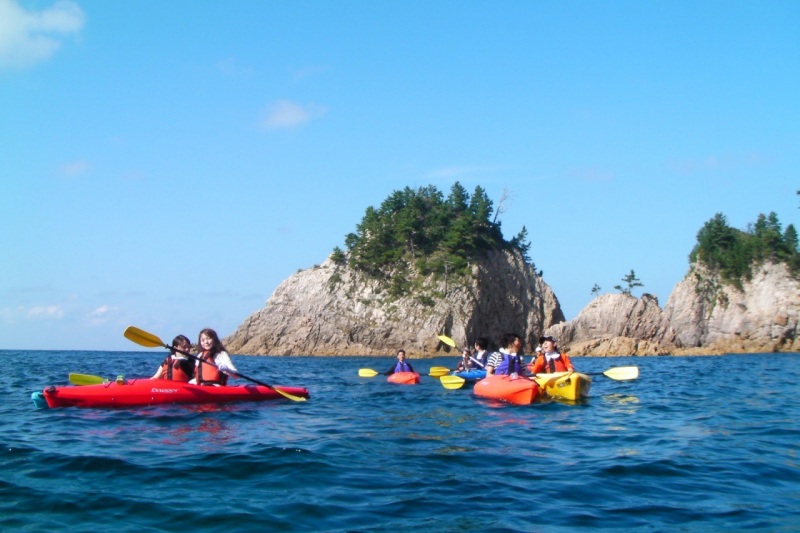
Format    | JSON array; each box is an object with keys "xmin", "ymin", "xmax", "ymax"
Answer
[{"xmin": 529, "ymin": 335, "xmax": 575, "ymax": 374}]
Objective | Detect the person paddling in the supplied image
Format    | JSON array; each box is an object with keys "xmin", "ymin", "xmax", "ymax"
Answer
[
  {"xmin": 385, "ymin": 349, "xmax": 415, "ymax": 375},
  {"xmin": 529, "ymin": 335, "xmax": 575, "ymax": 374},
  {"xmin": 472, "ymin": 337, "xmax": 490, "ymax": 369},
  {"xmin": 151, "ymin": 334, "xmax": 195, "ymax": 382},
  {"xmin": 454, "ymin": 347, "xmax": 475, "ymax": 372},
  {"xmin": 485, "ymin": 333, "xmax": 527, "ymax": 378},
  {"xmin": 191, "ymin": 328, "xmax": 238, "ymax": 386}
]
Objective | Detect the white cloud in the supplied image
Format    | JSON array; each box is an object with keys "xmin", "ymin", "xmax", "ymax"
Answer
[
  {"xmin": 27, "ymin": 305, "xmax": 64, "ymax": 320},
  {"xmin": 87, "ymin": 305, "xmax": 116, "ymax": 318},
  {"xmin": 215, "ymin": 56, "xmax": 254, "ymax": 78},
  {"xmin": 87, "ymin": 305, "xmax": 118, "ymax": 325},
  {"xmin": 58, "ymin": 159, "xmax": 90, "ymax": 177},
  {"xmin": 260, "ymin": 100, "xmax": 327, "ymax": 130},
  {"xmin": 0, "ymin": 0, "xmax": 85, "ymax": 70}
]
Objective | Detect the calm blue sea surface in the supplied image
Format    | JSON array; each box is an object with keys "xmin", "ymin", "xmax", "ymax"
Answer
[{"xmin": 2, "ymin": 350, "xmax": 799, "ymax": 532}]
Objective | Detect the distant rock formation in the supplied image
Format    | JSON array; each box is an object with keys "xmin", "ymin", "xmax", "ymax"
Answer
[
  {"xmin": 663, "ymin": 262, "xmax": 800, "ymax": 353},
  {"xmin": 225, "ymin": 249, "xmax": 565, "ymax": 356},
  {"xmin": 545, "ymin": 293, "xmax": 679, "ymax": 356},
  {"xmin": 545, "ymin": 262, "xmax": 799, "ymax": 355}
]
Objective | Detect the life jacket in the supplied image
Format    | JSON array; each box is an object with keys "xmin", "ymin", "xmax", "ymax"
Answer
[
  {"xmin": 474, "ymin": 350, "xmax": 489, "ymax": 368},
  {"xmin": 159, "ymin": 355, "xmax": 193, "ymax": 382},
  {"xmin": 532, "ymin": 353, "xmax": 573, "ymax": 374},
  {"xmin": 492, "ymin": 350, "xmax": 524, "ymax": 376},
  {"xmin": 195, "ymin": 352, "xmax": 228, "ymax": 386},
  {"xmin": 393, "ymin": 361, "xmax": 412, "ymax": 373}
]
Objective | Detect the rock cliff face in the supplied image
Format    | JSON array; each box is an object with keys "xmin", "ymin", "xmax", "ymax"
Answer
[
  {"xmin": 663, "ymin": 262, "xmax": 800, "ymax": 353},
  {"xmin": 546, "ymin": 293, "xmax": 679, "ymax": 356},
  {"xmin": 545, "ymin": 262, "xmax": 799, "ymax": 355},
  {"xmin": 225, "ymin": 249, "xmax": 565, "ymax": 356}
]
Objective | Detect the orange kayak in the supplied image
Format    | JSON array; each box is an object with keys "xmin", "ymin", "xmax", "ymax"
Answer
[
  {"xmin": 387, "ymin": 372, "xmax": 420, "ymax": 385},
  {"xmin": 473, "ymin": 374, "xmax": 542, "ymax": 405}
]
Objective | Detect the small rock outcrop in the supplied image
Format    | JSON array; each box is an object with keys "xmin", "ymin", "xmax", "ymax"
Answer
[
  {"xmin": 545, "ymin": 293, "xmax": 679, "ymax": 356},
  {"xmin": 225, "ymin": 249, "xmax": 564, "ymax": 356}
]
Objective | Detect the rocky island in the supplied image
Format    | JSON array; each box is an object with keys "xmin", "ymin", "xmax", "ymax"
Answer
[{"xmin": 225, "ymin": 188, "xmax": 800, "ymax": 356}]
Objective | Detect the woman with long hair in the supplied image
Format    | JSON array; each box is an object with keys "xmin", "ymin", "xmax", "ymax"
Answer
[{"xmin": 192, "ymin": 328, "xmax": 238, "ymax": 386}]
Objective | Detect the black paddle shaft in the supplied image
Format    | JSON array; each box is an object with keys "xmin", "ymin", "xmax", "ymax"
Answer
[{"xmin": 169, "ymin": 345, "xmax": 278, "ymax": 391}]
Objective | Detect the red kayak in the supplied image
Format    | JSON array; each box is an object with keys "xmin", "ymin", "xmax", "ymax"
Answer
[
  {"xmin": 387, "ymin": 372, "xmax": 420, "ymax": 385},
  {"xmin": 33, "ymin": 378, "xmax": 310, "ymax": 409},
  {"xmin": 473, "ymin": 374, "xmax": 542, "ymax": 405}
]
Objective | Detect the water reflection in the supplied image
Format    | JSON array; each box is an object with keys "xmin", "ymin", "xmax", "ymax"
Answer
[{"xmin": 601, "ymin": 392, "xmax": 640, "ymax": 414}]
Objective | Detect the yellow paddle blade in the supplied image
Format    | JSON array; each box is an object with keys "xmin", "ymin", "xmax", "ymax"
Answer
[
  {"xmin": 533, "ymin": 371, "xmax": 572, "ymax": 388},
  {"xmin": 271, "ymin": 387, "xmax": 308, "ymax": 402},
  {"xmin": 428, "ymin": 366, "xmax": 451, "ymax": 377},
  {"xmin": 69, "ymin": 373, "xmax": 108, "ymax": 386},
  {"xmin": 439, "ymin": 375, "xmax": 466, "ymax": 390},
  {"xmin": 603, "ymin": 366, "xmax": 639, "ymax": 381},
  {"xmin": 437, "ymin": 335, "xmax": 456, "ymax": 348},
  {"xmin": 124, "ymin": 326, "xmax": 166, "ymax": 348},
  {"xmin": 358, "ymin": 368, "xmax": 379, "ymax": 377}
]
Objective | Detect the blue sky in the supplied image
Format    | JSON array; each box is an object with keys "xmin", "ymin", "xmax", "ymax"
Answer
[{"xmin": 1, "ymin": 0, "xmax": 798, "ymax": 351}]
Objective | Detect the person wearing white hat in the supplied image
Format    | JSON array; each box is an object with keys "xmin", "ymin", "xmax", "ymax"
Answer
[{"xmin": 529, "ymin": 335, "xmax": 575, "ymax": 374}]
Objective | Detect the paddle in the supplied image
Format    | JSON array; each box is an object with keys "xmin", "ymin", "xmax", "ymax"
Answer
[
  {"xmin": 69, "ymin": 373, "xmax": 109, "ymax": 385},
  {"xmin": 360, "ymin": 368, "xmax": 436, "ymax": 381},
  {"xmin": 358, "ymin": 368, "xmax": 385, "ymax": 377},
  {"xmin": 437, "ymin": 335, "xmax": 457, "ymax": 348},
  {"xmin": 123, "ymin": 326, "xmax": 307, "ymax": 402},
  {"xmin": 439, "ymin": 375, "xmax": 467, "ymax": 389},
  {"xmin": 593, "ymin": 366, "xmax": 639, "ymax": 381},
  {"xmin": 437, "ymin": 335, "xmax": 486, "ymax": 370},
  {"xmin": 428, "ymin": 366, "xmax": 451, "ymax": 377},
  {"xmin": 532, "ymin": 371, "xmax": 575, "ymax": 389},
  {"xmin": 442, "ymin": 365, "xmax": 639, "ymax": 391},
  {"xmin": 359, "ymin": 368, "xmax": 427, "ymax": 378},
  {"xmin": 535, "ymin": 366, "xmax": 639, "ymax": 381}
]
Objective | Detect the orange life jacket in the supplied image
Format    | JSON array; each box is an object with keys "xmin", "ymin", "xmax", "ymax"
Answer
[
  {"xmin": 195, "ymin": 352, "xmax": 228, "ymax": 386},
  {"xmin": 159, "ymin": 356, "xmax": 193, "ymax": 382},
  {"xmin": 530, "ymin": 353, "xmax": 574, "ymax": 374}
]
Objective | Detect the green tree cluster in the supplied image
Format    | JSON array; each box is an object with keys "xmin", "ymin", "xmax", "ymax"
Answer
[
  {"xmin": 689, "ymin": 212, "xmax": 800, "ymax": 286},
  {"xmin": 339, "ymin": 183, "xmax": 530, "ymax": 291}
]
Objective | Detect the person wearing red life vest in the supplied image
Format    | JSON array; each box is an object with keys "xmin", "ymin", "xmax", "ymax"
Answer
[
  {"xmin": 151, "ymin": 334, "xmax": 195, "ymax": 382},
  {"xmin": 529, "ymin": 335, "xmax": 575, "ymax": 374},
  {"xmin": 191, "ymin": 328, "xmax": 238, "ymax": 386}
]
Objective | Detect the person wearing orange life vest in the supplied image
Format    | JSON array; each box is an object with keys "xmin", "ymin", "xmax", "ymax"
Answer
[
  {"xmin": 151, "ymin": 334, "xmax": 195, "ymax": 382},
  {"xmin": 529, "ymin": 335, "xmax": 575, "ymax": 374},
  {"xmin": 191, "ymin": 328, "xmax": 238, "ymax": 386}
]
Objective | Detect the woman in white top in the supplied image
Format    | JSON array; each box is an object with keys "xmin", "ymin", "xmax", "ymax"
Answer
[{"xmin": 191, "ymin": 328, "xmax": 238, "ymax": 386}]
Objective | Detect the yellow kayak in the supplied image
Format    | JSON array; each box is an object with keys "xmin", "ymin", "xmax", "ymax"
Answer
[{"xmin": 533, "ymin": 372, "xmax": 591, "ymax": 401}]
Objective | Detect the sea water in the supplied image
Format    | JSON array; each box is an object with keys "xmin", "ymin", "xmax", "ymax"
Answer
[{"xmin": 1, "ymin": 350, "xmax": 799, "ymax": 532}]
